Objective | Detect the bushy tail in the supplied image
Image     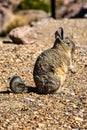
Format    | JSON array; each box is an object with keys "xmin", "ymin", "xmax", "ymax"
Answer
[{"xmin": 10, "ymin": 76, "xmax": 29, "ymax": 93}]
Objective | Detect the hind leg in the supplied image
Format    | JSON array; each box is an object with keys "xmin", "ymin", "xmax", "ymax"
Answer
[{"xmin": 35, "ymin": 74, "xmax": 61, "ymax": 94}]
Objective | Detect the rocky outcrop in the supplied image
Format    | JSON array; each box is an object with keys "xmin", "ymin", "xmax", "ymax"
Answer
[
  {"xmin": 17, "ymin": 10, "xmax": 49, "ymax": 24},
  {"xmin": 0, "ymin": 0, "xmax": 21, "ymax": 11},
  {"xmin": 56, "ymin": 0, "xmax": 87, "ymax": 18},
  {"xmin": 9, "ymin": 26, "xmax": 37, "ymax": 44},
  {"xmin": 0, "ymin": 0, "xmax": 21, "ymax": 35}
]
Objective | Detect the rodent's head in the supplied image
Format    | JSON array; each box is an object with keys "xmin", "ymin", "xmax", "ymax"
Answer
[{"xmin": 53, "ymin": 27, "xmax": 75, "ymax": 54}]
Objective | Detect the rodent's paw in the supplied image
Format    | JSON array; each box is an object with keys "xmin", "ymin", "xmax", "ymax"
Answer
[
  {"xmin": 55, "ymin": 87, "xmax": 75, "ymax": 95},
  {"xmin": 69, "ymin": 65, "xmax": 76, "ymax": 74}
]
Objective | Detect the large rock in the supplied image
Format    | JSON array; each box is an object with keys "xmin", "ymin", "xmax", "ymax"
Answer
[
  {"xmin": 0, "ymin": 0, "xmax": 21, "ymax": 11},
  {"xmin": 8, "ymin": 26, "xmax": 37, "ymax": 44},
  {"xmin": 17, "ymin": 10, "xmax": 49, "ymax": 24},
  {"xmin": 56, "ymin": 0, "xmax": 87, "ymax": 18},
  {"xmin": 0, "ymin": 0, "xmax": 21, "ymax": 35},
  {"xmin": 0, "ymin": 6, "xmax": 14, "ymax": 35}
]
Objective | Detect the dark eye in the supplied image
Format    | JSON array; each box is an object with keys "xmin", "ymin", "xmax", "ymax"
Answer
[{"xmin": 67, "ymin": 42, "xmax": 70, "ymax": 45}]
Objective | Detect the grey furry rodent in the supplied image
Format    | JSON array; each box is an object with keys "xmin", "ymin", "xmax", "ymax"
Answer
[
  {"xmin": 10, "ymin": 27, "xmax": 75, "ymax": 94},
  {"xmin": 33, "ymin": 27, "xmax": 75, "ymax": 94}
]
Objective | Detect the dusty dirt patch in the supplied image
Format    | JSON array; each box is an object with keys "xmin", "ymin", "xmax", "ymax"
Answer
[{"xmin": 0, "ymin": 19, "xmax": 87, "ymax": 130}]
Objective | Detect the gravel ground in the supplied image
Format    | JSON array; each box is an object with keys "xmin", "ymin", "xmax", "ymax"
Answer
[{"xmin": 0, "ymin": 19, "xmax": 87, "ymax": 130}]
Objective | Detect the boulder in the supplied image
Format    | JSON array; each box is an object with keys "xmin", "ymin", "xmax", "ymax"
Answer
[
  {"xmin": 56, "ymin": 0, "xmax": 87, "ymax": 18},
  {"xmin": 0, "ymin": 0, "xmax": 21, "ymax": 11},
  {"xmin": 17, "ymin": 10, "xmax": 49, "ymax": 24},
  {"xmin": 0, "ymin": 0, "xmax": 21, "ymax": 35},
  {"xmin": 8, "ymin": 26, "xmax": 37, "ymax": 44},
  {"xmin": 0, "ymin": 6, "xmax": 14, "ymax": 35}
]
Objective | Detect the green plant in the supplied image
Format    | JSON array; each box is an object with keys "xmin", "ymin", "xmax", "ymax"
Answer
[
  {"xmin": 4, "ymin": 15, "xmax": 28, "ymax": 34},
  {"xmin": 15, "ymin": 0, "xmax": 50, "ymax": 12}
]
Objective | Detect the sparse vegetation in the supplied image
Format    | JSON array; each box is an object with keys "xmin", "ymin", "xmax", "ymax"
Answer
[
  {"xmin": 4, "ymin": 15, "xmax": 28, "ymax": 34},
  {"xmin": 15, "ymin": 0, "xmax": 50, "ymax": 12}
]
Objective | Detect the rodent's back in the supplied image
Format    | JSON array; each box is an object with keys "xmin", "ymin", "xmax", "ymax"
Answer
[
  {"xmin": 34, "ymin": 49, "xmax": 61, "ymax": 74},
  {"xmin": 34, "ymin": 48, "xmax": 70, "ymax": 74}
]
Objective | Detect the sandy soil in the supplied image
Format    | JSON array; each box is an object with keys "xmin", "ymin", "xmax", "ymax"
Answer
[{"xmin": 0, "ymin": 19, "xmax": 87, "ymax": 130}]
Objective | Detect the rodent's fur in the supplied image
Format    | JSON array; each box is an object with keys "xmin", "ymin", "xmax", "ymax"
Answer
[
  {"xmin": 33, "ymin": 27, "xmax": 75, "ymax": 94},
  {"xmin": 10, "ymin": 27, "xmax": 75, "ymax": 94}
]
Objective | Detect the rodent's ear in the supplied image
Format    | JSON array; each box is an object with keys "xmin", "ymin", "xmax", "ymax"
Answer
[{"xmin": 55, "ymin": 27, "xmax": 64, "ymax": 41}]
